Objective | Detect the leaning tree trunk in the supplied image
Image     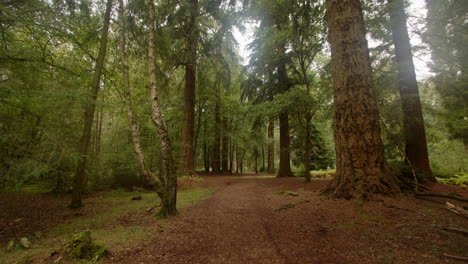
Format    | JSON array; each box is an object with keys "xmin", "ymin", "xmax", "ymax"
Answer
[
  {"xmin": 179, "ymin": 0, "xmax": 199, "ymax": 177},
  {"xmin": 147, "ymin": 0, "xmax": 177, "ymax": 217},
  {"xmin": 322, "ymin": 0, "xmax": 406, "ymax": 199},
  {"xmin": 267, "ymin": 119, "xmax": 275, "ymax": 173},
  {"xmin": 388, "ymin": 0, "xmax": 435, "ymax": 182},
  {"xmin": 118, "ymin": 0, "xmax": 149, "ymax": 183},
  {"xmin": 70, "ymin": 0, "xmax": 113, "ymax": 208}
]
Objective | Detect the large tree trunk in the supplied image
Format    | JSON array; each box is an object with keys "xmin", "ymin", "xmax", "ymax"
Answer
[
  {"xmin": 147, "ymin": 0, "xmax": 177, "ymax": 217},
  {"xmin": 179, "ymin": 0, "xmax": 199, "ymax": 176},
  {"xmin": 267, "ymin": 119, "xmax": 275, "ymax": 173},
  {"xmin": 388, "ymin": 0, "xmax": 434, "ymax": 182},
  {"xmin": 278, "ymin": 113, "xmax": 293, "ymax": 177},
  {"xmin": 322, "ymin": 0, "xmax": 406, "ymax": 199},
  {"xmin": 70, "ymin": 0, "xmax": 113, "ymax": 208},
  {"xmin": 221, "ymin": 117, "xmax": 229, "ymax": 173},
  {"xmin": 277, "ymin": 43, "xmax": 293, "ymax": 178}
]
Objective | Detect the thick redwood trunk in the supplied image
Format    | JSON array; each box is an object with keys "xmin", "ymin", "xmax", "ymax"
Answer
[
  {"xmin": 277, "ymin": 42, "xmax": 293, "ymax": 178},
  {"xmin": 278, "ymin": 113, "xmax": 293, "ymax": 177},
  {"xmin": 388, "ymin": 0, "xmax": 434, "ymax": 182},
  {"xmin": 71, "ymin": 0, "xmax": 113, "ymax": 208},
  {"xmin": 179, "ymin": 0, "xmax": 199, "ymax": 176},
  {"xmin": 322, "ymin": 0, "xmax": 405, "ymax": 199},
  {"xmin": 267, "ymin": 119, "xmax": 275, "ymax": 173}
]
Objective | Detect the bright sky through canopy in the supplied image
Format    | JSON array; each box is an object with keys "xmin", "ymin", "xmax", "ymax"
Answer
[{"xmin": 233, "ymin": 0, "xmax": 432, "ymax": 81}]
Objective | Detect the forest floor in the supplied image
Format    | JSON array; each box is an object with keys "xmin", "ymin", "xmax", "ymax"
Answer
[{"xmin": 1, "ymin": 174, "xmax": 467, "ymax": 264}]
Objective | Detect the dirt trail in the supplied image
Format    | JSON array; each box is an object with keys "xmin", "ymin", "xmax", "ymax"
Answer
[{"xmin": 108, "ymin": 175, "xmax": 468, "ymax": 264}]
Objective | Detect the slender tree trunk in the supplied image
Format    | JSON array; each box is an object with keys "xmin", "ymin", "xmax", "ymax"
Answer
[
  {"xmin": 322, "ymin": 0, "xmax": 406, "ymax": 199},
  {"xmin": 267, "ymin": 119, "xmax": 275, "ymax": 173},
  {"xmin": 118, "ymin": 0, "xmax": 150, "ymax": 186},
  {"xmin": 221, "ymin": 117, "xmax": 229, "ymax": 173},
  {"xmin": 203, "ymin": 120, "xmax": 210, "ymax": 172},
  {"xmin": 179, "ymin": 0, "xmax": 199, "ymax": 176},
  {"xmin": 388, "ymin": 0, "xmax": 434, "ymax": 182},
  {"xmin": 261, "ymin": 147, "xmax": 265, "ymax": 172},
  {"xmin": 147, "ymin": 0, "xmax": 177, "ymax": 217},
  {"xmin": 304, "ymin": 115, "xmax": 312, "ymax": 182},
  {"xmin": 212, "ymin": 90, "xmax": 221, "ymax": 174},
  {"xmin": 70, "ymin": 0, "xmax": 113, "ymax": 208}
]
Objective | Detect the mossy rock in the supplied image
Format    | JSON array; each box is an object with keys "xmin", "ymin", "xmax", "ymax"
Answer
[{"xmin": 62, "ymin": 231, "xmax": 107, "ymax": 261}]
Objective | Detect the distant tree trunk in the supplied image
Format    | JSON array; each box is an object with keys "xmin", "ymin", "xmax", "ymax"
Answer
[
  {"xmin": 322, "ymin": 0, "xmax": 406, "ymax": 199},
  {"xmin": 203, "ymin": 121, "xmax": 210, "ymax": 172},
  {"xmin": 254, "ymin": 149, "xmax": 259, "ymax": 174},
  {"xmin": 179, "ymin": 0, "xmax": 199, "ymax": 177},
  {"xmin": 70, "ymin": 0, "xmax": 113, "ymax": 208},
  {"xmin": 221, "ymin": 117, "xmax": 229, "ymax": 173},
  {"xmin": 304, "ymin": 115, "xmax": 312, "ymax": 182},
  {"xmin": 212, "ymin": 98, "xmax": 221, "ymax": 173},
  {"xmin": 388, "ymin": 0, "xmax": 434, "ymax": 182},
  {"xmin": 147, "ymin": 0, "xmax": 177, "ymax": 217},
  {"xmin": 267, "ymin": 119, "xmax": 275, "ymax": 173},
  {"xmin": 261, "ymin": 147, "xmax": 265, "ymax": 172},
  {"xmin": 232, "ymin": 144, "xmax": 237, "ymax": 173}
]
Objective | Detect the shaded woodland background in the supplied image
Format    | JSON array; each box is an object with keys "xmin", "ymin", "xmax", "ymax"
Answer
[{"xmin": 0, "ymin": 0, "xmax": 466, "ymax": 194}]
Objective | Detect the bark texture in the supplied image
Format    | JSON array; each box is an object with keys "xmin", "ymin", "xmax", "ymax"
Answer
[
  {"xmin": 147, "ymin": 0, "xmax": 177, "ymax": 217},
  {"xmin": 388, "ymin": 0, "xmax": 434, "ymax": 182},
  {"xmin": 323, "ymin": 0, "xmax": 404, "ymax": 199},
  {"xmin": 179, "ymin": 0, "xmax": 199, "ymax": 176},
  {"xmin": 70, "ymin": 0, "xmax": 113, "ymax": 208}
]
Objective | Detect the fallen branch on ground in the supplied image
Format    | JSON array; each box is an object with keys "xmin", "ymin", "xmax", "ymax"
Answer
[
  {"xmin": 441, "ymin": 227, "xmax": 468, "ymax": 236},
  {"xmin": 415, "ymin": 192, "xmax": 468, "ymax": 202},
  {"xmin": 146, "ymin": 204, "xmax": 161, "ymax": 212},
  {"xmin": 445, "ymin": 202, "xmax": 468, "ymax": 219},
  {"xmin": 443, "ymin": 253, "xmax": 468, "ymax": 261}
]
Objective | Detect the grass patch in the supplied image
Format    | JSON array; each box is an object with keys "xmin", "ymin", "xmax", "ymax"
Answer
[{"xmin": 1, "ymin": 186, "xmax": 213, "ymax": 263}]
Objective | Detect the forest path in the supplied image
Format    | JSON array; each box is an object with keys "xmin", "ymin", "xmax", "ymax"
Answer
[
  {"xmin": 107, "ymin": 175, "xmax": 467, "ymax": 264},
  {"xmin": 108, "ymin": 175, "xmax": 331, "ymax": 264}
]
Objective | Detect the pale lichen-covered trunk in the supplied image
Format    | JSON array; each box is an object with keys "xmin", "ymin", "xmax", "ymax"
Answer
[
  {"xmin": 71, "ymin": 0, "xmax": 113, "ymax": 208},
  {"xmin": 118, "ymin": 0, "xmax": 148, "ymax": 183},
  {"xmin": 147, "ymin": 0, "xmax": 177, "ymax": 217},
  {"xmin": 388, "ymin": 0, "xmax": 434, "ymax": 182},
  {"xmin": 323, "ymin": 0, "xmax": 405, "ymax": 199}
]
